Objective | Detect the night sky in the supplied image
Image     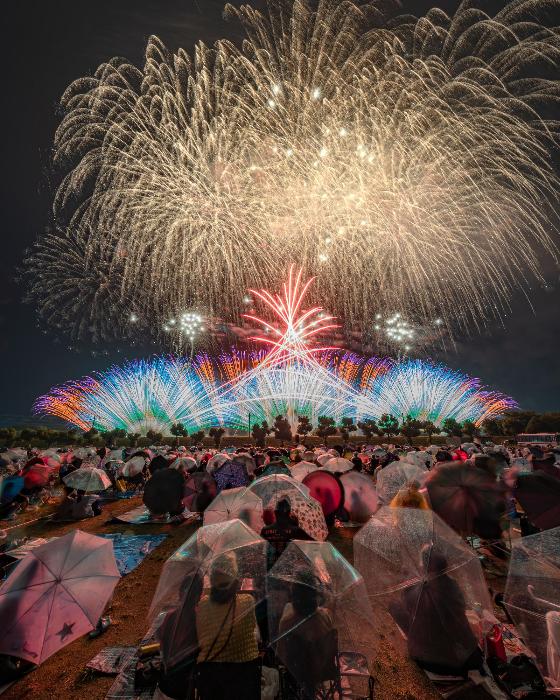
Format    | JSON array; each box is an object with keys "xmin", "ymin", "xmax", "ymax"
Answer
[{"xmin": 1, "ymin": 0, "xmax": 559, "ymax": 426}]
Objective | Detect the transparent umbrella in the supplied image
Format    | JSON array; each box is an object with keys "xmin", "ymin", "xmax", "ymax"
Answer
[
  {"xmin": 504, "ymin": 527, "xmax": 560, "ymax": 695},
  {"xmin": 268, "ymin": 540, "xmax": 375, "ymax": 698},
  {"xmin": 375, "ymin": 461, "xmax": 427, "ymax": 505},
  {"xmin": 203, "ymin": 487, "xmax": 264, "ymax": 533},
  {"xmin": 354, "ymin": 507, "xmax": 495, "ymax": 673},
  {"xmin": 149, "ymin": 519, "xmax": 267, "ymax": 669},
  {"xmin": 246, "ymin": 474, "xmax": 309, "ymax": 510}
]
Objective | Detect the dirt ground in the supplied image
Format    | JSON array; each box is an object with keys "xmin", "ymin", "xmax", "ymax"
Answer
[{"xmin": 2, "ymin": 497, "xmax": 447, "ymax": 700}]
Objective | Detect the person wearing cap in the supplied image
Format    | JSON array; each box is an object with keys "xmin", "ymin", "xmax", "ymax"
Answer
[{"xmin": 196, "ymin": 553, "xmax": 260, "ymax": 699}]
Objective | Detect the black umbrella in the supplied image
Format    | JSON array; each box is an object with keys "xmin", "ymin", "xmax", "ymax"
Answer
[
  {"xmin": 515, "ymin": 472, "xmax": 560, "ymax": 531},
  {"xmin": 143, "ymin": 468, "xmax": 184, "ymax": 515}
]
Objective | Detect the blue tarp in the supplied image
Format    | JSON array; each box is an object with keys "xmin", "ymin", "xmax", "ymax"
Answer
[{"xmin": 99, "ymin": 533, "xmax": 167, "ymax": 576}]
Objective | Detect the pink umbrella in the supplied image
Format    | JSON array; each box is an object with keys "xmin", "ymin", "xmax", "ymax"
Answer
[{"xmin": 0, "ymin": 530, "xmax": 120, "ymax": 664}]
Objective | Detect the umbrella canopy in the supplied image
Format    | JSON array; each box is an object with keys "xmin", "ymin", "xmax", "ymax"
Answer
[
  {"xmin": 404, "ymin": 451, "xmax": 433, "ymax": 469},
  {"xmin": 23, "ymin": 464, "xmax": 52, "ymax": 490},
  {"xmin": 425, "ymin": 462, "xmax": 506, "ymax": 537},
  {"xmin": 203, "ymin": 487, "xmax": 264, "ymax": 533},
  {"xmin": 0, "ymin": 475, "xmax": 24, "ymax": 504},
  {"xmin": 515, "ymin": 472, "xmax": 560, "ymax": 531},
  {"xmin": 339, "ymin": 471, "xmax": 379, "ymax": 522},
  {"xmin": 376, "ymin": 461, "xmax": 427, "ymax": 505},
  {"xmin": 316, "ymin": 453, "xmax": 333, "ymax": 467},
  {"xmin": 283, "ymin": 492, "xmax": 328, "ymax": 541},
  {"xmin": 267, "ymin": 541, "xmax": 374, "ymax": 693},
  {"xmin": 118, "ymin": 455, "xmax": 146, "ymax": 478},
  {"xmin": 246, "ymin": 474, "xmax": 310, "ymax": 510},
  {"xmin": 213, "ymin": 460, "xmax": 250, "ymax": 492},
  {"xmin": 232, "ymin": 453, "xmax": 257, "ymax": 476},
  {"xmin": 0, "ymin": 530, "xmax": 120, "ymax": 664},
  {"xmin": 261, "ymin": 461, "xmax": 291, "ymax": 478},
  {"xmin": 354, "ymin": 507, "xmax": 494, "ymax": 670},
  {"xmin": 504, "ymin": 527, "xmax": 560, "ymax": 694},
  {"xmin": 302, "ymin": 470, "xmax": 344, "ymax": 517},
  {"xmin": 149, "ymin": 520, "xmax": 267, "ymax": 669},
  {"xmin": 72, "ymin": 447, "xmax": 96, "ymax": 460},
  {"xmin": 143, "ymin": 469, "xmax": 185, "ymax": 515},
  {"xmin": 290, "ymin": 461, "xmax": 319, "ymax": 482},
  {"xmin": 63, "ymin": 466, "xmax": 111, "ymax": 493},
  {"xmin": 169, "ymin": 456, "xmax": 197, "ymax": 473},
  {"xmin": 321, "ymin": 457, "xmax": 354, "ymax": 474},
  {"xmin": 183, "ymin": 472, "xmax": 217, "ymax": 512},
  {"xmin": 206, "ymin": 453, "xmax": 230, "ymax": 473}
]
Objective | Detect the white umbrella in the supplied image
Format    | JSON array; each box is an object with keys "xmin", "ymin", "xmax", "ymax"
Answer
[
  {"xmin": 316, "ymin": 453, "xmax": 333, "ymax": 466},
  {"xmin": 63, "ymin": 467, "xmax": 111, "ymax": 493},
  {"xmin": 203, "ymin": 487, "xmax": 264, "ymax": 532},
  {"xmin": 206, "ymin": 453, "xmax": 230, "ymax": 473},
  {"xmin": 118, "ymin": 455, "xmax": 146, "ymax": 478},
  {"xmin": 170, "ymin": 456, "xmax": 197, "ymax": 473},
  {"xmin": 322, "ymin": 457, "xmax": 353, "ymax": 474},
  {"xmin": 290, "ymin": 461, "xmax": 319, "ymax": 482},
  {"xmin": 404, "ymin": 451, "xmax": 433, "ymax": 469}
]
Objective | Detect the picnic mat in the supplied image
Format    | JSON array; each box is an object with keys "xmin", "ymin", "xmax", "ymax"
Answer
[
  {"xmin": 99, "ymin": 534, "xmax": 167, "ymax": 576},
  {"xmin": 87, "ymin": 647, "xmax": 137, "ymax": 675},
  {"xmin": 107, "ymin": 505, "xmax": 198, "ymax": 526}
]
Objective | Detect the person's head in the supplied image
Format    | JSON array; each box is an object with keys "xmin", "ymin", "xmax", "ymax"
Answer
[
  {"xmin": 275, "ymin": 498, "xmax": 293, "ymax": 521},
  {"xmin": 292, "ymin": 570, "xmax": 322, "ymax": 617},
  {"xmin": 391, "ymin": 482, "xmax": 427, "ymax": 509},
  {"xmin": 435, "ymin": 450, "xmax": 452, "ymax": 463},
  {"xmin": 209, "ymin": 552, "xmax": 239, "ymax": 604},
  {"xmin": 420, "ymin": 545, "xmax": 448, "ymax": 576}
]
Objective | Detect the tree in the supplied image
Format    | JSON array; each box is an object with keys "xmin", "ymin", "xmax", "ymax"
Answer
[
  {"xmin": 209, "ymin": 427, "xmax": 225, "ymax": 448},
  {"xmin": 297, "ymin": 416, "xmax": 313, "ymax": 439},
  {"xmin": 20, "ymin": 428, "xmax": 37, "ymax": 443},
  {"xmin": 357, "ymin": 419, "xmax": 378, "ymax": 440},
  {"xmin": 400, "ymin": 415, "xmax": 422, "ymax": 441},
  {"xmin": 480, "ymin": 418, "xmax": 504, "ymax": 436},
  {"xmin": 170, "ymin": 422, "xmax": 188, "ymax": 437},
  {"xmin": 273, "ymin": 415, "xmax": 292, "ymax": 444},
  {"xmin": 501, "ymin": 411, "xmax": 536, "ymax": 436},
  {"xmin": 83, "ymin": 427, "xmax": 98, "ymax": 443},
  {"xmin": 461, "ymin": 420, "xmax": 479, "ymax": 440},
  {"xmin": 378, "ymin": 414, "xmax": 399, "ymax": 437},
  {"xmin": 441, "ymin": 418, "xmax": 462, "ymax": 437},
  {"xmin": 420, "ymin": 421, "xmax": 438, "ymax": 441},
  {"xmin": 146, "ymin": 429, "xmax": 164, "ymax": 444},
  {"xmin": 315, "ymin": 416, "xmax": 337, "ymax": 440},
  {"xmin": 525, "ymin": 413, "xmax": 560, "ymax": 433},
  {"xmin": 0, "ymin": 427, "xmax": 17, "ymax": 447},
  {"xmin": 339, "ymin": 417, "xmax": 357, "ymax": 443},
  {"xmin": 190, "ymin": 430, "xmax": 205, "ymax": 445},
  {"xmin": 127, "ymin": 432, "xmax": 141, "ymax": 447},
  {"xmin": 252, "ymin": 421, "xmax": 270, "ymax": 448}
]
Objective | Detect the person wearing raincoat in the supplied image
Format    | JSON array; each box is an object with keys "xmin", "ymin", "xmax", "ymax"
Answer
[
  {"xmin": 389, "ymin": 483, "xmax": 430, "ymax": 510},
  {"xmin": 195, "ymin": 553, "xmax": 260, "ymax": 700}
]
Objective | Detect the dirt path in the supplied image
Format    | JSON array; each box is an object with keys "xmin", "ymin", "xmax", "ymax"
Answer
[{"xmin": 3, "ymin": 498, "xmax": 439, "ymax": 700}]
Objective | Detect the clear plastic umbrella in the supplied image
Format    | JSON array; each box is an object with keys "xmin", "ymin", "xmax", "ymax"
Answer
[
  {"xmin": 0, "ymin": 530, "xmax": 120, "ymax": 664},
  {"xmin": 504, "ymin": 527, "xmax": 560, "ymax": 695},
  {"xmin": 376, "ymin": 461, "xmax": 427, "ymax": 505},
  {"xmin": 404, "ymin": 451, "xmax": 433, "ymax": 469},
  {"xmin": 118, "ymin": 455, "xmax": 146, "ymax": 478},
  {"xmin": 149, "ymin": 519, "xmax": 267, "ymax": 669},
  {"xmin": 203, "ymin": 487, "xmax": 264, "ymax": 533},
  {"xmin": 206, "ymin": 453, "xmax": 230, "ymax": 473},
  {"xmin": 354, "ymin": 507, "xmax": 494, "ymax": 672},
  {"xmin": 169, "ymin": 456, "xmax": 197, "ymax": 473},
  {"xmin": 246, "ymin": 474, "xmax": 310, "ymax": 510},
  {"xmin": 268, "ymin": 540, "xmax": 375, "ymax": 697},
  {"xmin": 63, "ymin": 466, "xmax": 111, "ymax": 493},
  {"xmin": 289, "ymin": 461, "xmax": 319, "ymax": 482},
  {"xmin": 322, "ymin": 457, "xmax": 354, "ymax": 474}
]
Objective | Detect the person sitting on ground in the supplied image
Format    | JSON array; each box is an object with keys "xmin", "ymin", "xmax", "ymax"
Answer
[
  {"xmin": 156, "ymin": 570, "xmax": 204, "ymax": 700},
  {"xmin": 392, "ymin": 545, "xmax": 483, "ymax": 676},
  {"xmin": 261, "ymin": 498, "xmax": 312, "ymax": 567},
  {"xmin": 277, "ymin": 569, "xmax": 336, "ymax": 694},
  {"xmin": 389, "ymin": 482, "xmax": 429, "ymax": 510},
  {"xmin": 195, "ymin": 553, "xmax": 260, "ymax": 700},
  {"xmin": 352, "ymin": 452, "xmax": 364, "ymax": 472}
]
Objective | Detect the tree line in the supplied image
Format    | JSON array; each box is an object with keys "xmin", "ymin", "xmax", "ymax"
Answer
[{"xmin": 1, "ymin": 411, "xmax": 558, "ymax": 449}]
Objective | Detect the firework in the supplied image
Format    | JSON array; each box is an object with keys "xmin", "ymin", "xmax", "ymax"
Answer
[
  {"xmin": 25, "ymin": 0, "xmax": 559, "ymax": 341},
  {"xmin": 35, "ymin": 353, "xmax": 516, "ymax": 434}
]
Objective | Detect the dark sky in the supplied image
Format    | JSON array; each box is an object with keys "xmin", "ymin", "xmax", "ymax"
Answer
[{"xmin": 1, "ymin": 0, "xmax": 559, "ymax": 426}]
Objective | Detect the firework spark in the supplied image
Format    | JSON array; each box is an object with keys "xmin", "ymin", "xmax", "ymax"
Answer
[{"xmin": 25, "ymin": 0, "xmax": 559, "ymax": 341}]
